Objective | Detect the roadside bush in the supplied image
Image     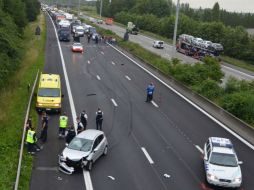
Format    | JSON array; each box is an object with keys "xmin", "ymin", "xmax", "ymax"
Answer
[
  {"xmin": 192, "ymin": 79, "xmax": 223, "ymax": 100},
  {"xmin": 220, "ymin": 92, "xmax": 254, "ymax": 125},
  {"xmin": 225, "ymin": 77, "xmax": 254, "ymax": 94}
]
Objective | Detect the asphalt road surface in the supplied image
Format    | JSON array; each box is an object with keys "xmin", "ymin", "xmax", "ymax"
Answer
[
  {"xmin": 29, "ymin": 13, "xmax": 254, "ymax": 190},
  {"xmin": 82, "ymin": 15, "xmax": 254, "ymax": 82}
]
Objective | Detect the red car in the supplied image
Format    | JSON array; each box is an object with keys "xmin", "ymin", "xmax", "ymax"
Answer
[{"xmin": 72, "ymin": 43, "xmax": 84, "ymax": 53}]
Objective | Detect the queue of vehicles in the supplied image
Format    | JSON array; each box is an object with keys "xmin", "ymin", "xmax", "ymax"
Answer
[{"xmin": 40, "ymin": 4, "xmax": 244, "ymax": 188}]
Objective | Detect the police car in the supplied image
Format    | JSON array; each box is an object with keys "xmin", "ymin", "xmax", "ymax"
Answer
[{"xmin": 203, "ymin": 137, "xmax": 243, "ymax": 188}]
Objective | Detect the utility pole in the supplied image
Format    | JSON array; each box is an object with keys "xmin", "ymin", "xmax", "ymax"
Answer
[
  {"xmin": 78, "ymin": 0, "xmax": 81, "ymax": 15},
  {"xmin": 99, "ymin": 0, "xmax": 103, "ymax": 19},
  {"xmin": 172, "ymin": 0, "xmax": 180, "ymax": 54}
]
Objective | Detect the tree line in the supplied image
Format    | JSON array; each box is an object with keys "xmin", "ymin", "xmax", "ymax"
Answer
[
  {"xmin": 0, "ymin": 0, "xmax": 40, "ymax": 89},
  {"xmin": 96, "ymin": 0, "xmax": 254, "ymax": 63}
]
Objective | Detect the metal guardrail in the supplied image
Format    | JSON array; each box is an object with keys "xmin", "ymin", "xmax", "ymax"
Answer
[{"xmin": 14, "ymin": 70, "xmax": 39, "ymax": 190}]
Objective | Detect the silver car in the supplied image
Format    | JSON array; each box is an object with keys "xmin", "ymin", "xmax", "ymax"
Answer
[{"xmin": 59, "ymin": 129, "xmax": 108, "ymax": 174}]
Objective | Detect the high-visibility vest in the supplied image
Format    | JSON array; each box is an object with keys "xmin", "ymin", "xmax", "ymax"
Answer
[
  {"xmin": 26, "ymin": 130, "xmax": 35, "ymax": 143},
  {"xmin": 59, "ymin": 116, "xmax": 68, "ymax": 128}
]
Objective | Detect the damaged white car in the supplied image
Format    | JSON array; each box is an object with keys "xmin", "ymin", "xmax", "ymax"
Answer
[{"xmin": 59, "ymin": 129, "xmax": 108, "ymax": 174}]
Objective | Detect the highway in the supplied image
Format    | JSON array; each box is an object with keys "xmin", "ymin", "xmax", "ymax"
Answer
[
  {"xmin": 82, "ymin": 15, "xmax": 254, "ymax": 82},
  {"xmin": 29, "ymin": 13, "xmax": 254, "ymax": 190}
]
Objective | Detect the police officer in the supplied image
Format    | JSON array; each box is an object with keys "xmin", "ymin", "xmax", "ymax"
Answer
[
  {"xmin": 59, "ymin": 112, "xmax": 68, "ymax": 137},
  {"xmin": 80, "ymin": 110, "xmax": 88, "ymax": 130},
  {"xmin": 26, "ymin": 126, "xmax": 40, "ymax": 154},
  {"xmin": 96, "ymin": 108, "xmax": 103, "ymax": 131},
  {"xmin": 77, "ymin": 116, "xmax": 84, "ymax": 134},
  {"xmin": 146, "ymin": 82, "xmax": 155, "ymax": 102},
  {"xmin": 66, "ymin": 125, "xmax": 76, "ymax": 145}
]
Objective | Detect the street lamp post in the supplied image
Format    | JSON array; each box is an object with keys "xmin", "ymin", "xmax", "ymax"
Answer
[
  {"xmin": 78, "ymin": 0, "xmax": 81, "ymax": 16},
  {"xmin": 99, "ymin": 0, "xmax": 103, "ymax": 19},
  {"xmin": 172, "ymin": 0, "xmax": 180, "ymax": 54}
]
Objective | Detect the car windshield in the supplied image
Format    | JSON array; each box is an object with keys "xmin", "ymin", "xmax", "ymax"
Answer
[
  {"xmin": 89, "ymin": 27, "xmax": 96, "ymax": 33},
  {"xmin": 158, "ymin": 42, "xmax": 163, "ymax": 44},
  {"xmin": 68, "ymin": 137, "xmax": 93, "ymax": 152},
  {"xmin": 209, "ymin": 152, "xmax": 238, "ymax": 167},
  {"xmin": 38, "ymin": 88, "xmax": 60, "ymax": 97},
  {"xmin": 60, "ymin": 31, "xmax": 69, "ymax": 35},
  {"xmin": 73, "ymin": 43, "xmax": 82, "ymax": 47}
]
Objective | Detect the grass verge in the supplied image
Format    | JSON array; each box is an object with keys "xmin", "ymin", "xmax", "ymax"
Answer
[
  {"xmin": 221, "ymin": 56, "xmax": 254, "ymax": 72},
  {"xmin": 0, "ymin": 12, "xmax": 46, "ymax": 190}
]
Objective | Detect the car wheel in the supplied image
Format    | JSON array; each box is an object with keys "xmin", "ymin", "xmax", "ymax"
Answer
[
  {"xmin": 103, "ymin": 146, "xmax": 108, "ymax": 156},
  {"xmin": 86, "ymin": 160, "xmax": 93, "ymax": 171}
]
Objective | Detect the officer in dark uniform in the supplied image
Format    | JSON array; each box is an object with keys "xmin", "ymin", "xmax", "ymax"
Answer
[
  {"xmin": 96, "ymin": 108, "xmax": 103, "ymax": 131},
  {"xmin": 80, "ymin": 110, "xmax": 88, "ymax": 130},
  {"xmin": 76, "ymin": 116, "xmax": 84, "ymax": 134}
]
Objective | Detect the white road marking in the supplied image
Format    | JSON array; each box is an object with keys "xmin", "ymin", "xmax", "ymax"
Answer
[
  {"xmin": 141, "ymin": 147, "xmax": 154, "ymax": 164},
  {"xmin": 111, "ymin": 61, "xmax": 115, "ymax": 65},
  {"xmin": 195, "ymin": 145, "xmax": 204, "ymax": 154},
  {"xmin": 49, "ymin": 12, "xmax": 93, "ymax": 190},
  {"xmin": 83, "ymin": 170, "xmax": 93, "ymax": 190},
  {"xmin": 151, "ymin": 101, "xmax": 159, "ymax": 108},
  {"xmin": 96, "ymin": 75, "xmax": 101, "ymax": 80},
  {"xmin": 111, "ymin": 98, "xmax": 118, "ymax": 107},
  {"xmin": 101, "ymin": 51, "xmax": 104, "ymax": 55},
  {"xmin": 88, "ymin": 60, "xmax": 91, "ymax": 64},
  {"xmin": 108, "ymin": 43, "xmax": 254, "ymax": 150},
  {"xmin": 125, "ymin": 75, "xmax": 131, "ymax": 81},
  {"xmin": 107, "ymin": 176, "xmax": 115, "ymax": 180},
  {"xmin": 222, "ymin": 65, "xmax": 254, "ymax": 79}
]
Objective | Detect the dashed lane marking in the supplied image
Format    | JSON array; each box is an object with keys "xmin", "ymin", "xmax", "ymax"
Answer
[
  {"xmin": 151, "ymin": 101, "xmax": 159, "ymax": 108},
  {"xmin": 111, "ymin": 98, "xmax": 118, "ymax": 107},
  {"xmin": 96, "ymin": 75, "xmax": 101, "ymax": 80},
  {"xmin": 88, "ymin": 60, "xmax": 91, "ymax": 64},
  {"xmin": 141, "ymin": 147, "xmax": 154, "ymax": 164},
  {"xmin": 125, "ymin": 75, "xmax": 131, "ymax": 81},
  {"xmin": 195, "ymin": 145, "xmax": 204, "ymax": 154},
  {"xmin": 111, "ymin": 61, "xmax": 116, "ymax": 65}
]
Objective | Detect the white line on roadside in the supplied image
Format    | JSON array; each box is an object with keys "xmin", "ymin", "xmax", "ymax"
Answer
[
  {"xmin": 83, "ymin": 170, "xmax": 93, "ymax": 190},
  {"xmin": 141, "ymin": 147, "xmax": 154, "ymax": 164},
  {"xmin": 151, "ymin": 101, "xmax": 159, "ymax": 108},
  {"xmin": 222, "ymin": 65, "xmax": 254, "ymax": 79},
  {"xmin": 96, "ymin": 75, "xmax": 101, "ymax": 80},
  {"xmin": 195, "ymin": 145, "xmax": 204, "ymax": 154},
  {"xmin": 125, "ymin": 75, "xmax": 131, "ymax": 81},
  {"xmin": 107, "ymin": 43, "xmax": 254, "ymax": 150},
  {"xmin": 111, "ymin": 61, "xmax": 116, "ymax": 65},
  {"xmin": 111, "ymin": 98, "xmax": 118, "ymax": 107},
  {"xmin": 88, "ymin": 60, "xmax": 91, "ymax": 64},
  {"xmin": 48, "ymin": 12, "xmax": 93, "ymax": 190},
  {"xmin": 101, "ymin": 51, "xmax": 104, "ymax": 55}
]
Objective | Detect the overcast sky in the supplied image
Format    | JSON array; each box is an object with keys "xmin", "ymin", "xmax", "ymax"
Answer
[{"xmin": 177, "ymin": 0, "xmax": 254, "ymax": 13}]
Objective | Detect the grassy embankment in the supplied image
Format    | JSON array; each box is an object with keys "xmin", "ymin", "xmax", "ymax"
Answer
[{"xmin": 0, "ymin": 12, "xmax": 46, "ymax": 190}]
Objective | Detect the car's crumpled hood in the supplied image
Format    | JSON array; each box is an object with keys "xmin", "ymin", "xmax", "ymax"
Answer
[{"xmin": 62, "ymin": 148, "xmax": 90, "ymax": 161}]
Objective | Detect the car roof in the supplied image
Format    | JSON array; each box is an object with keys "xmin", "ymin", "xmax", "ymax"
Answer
[
  {"xmin": 39, "ymin": 74, "xmax": 60, "ymax": 88},
  {"xmin": 209, "ymin": 137, "xmax": 235, "ymax": 154},
  {"xmin": 77, "ymin": 129, "xmax": 104, "ymax": 140}
]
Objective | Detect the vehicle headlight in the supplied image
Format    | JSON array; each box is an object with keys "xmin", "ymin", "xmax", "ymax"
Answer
[
  {"xmin": 207, "ymin": 173, "xmax": 218, "ymax": 181},
  {"xmin": 54, "ymin": 103, "xmax": 60, "ymax": 107},
  {"xmin": 233, "ymin": 177, "xmax": 242, "ymax": 183},
  {"xmin": 37, "ymin": 103, "xmax": 43, "ymax": 106}
]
